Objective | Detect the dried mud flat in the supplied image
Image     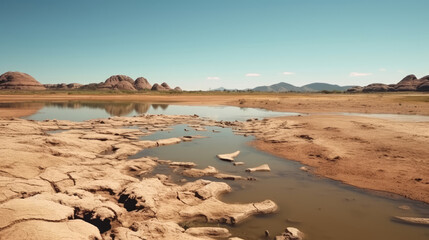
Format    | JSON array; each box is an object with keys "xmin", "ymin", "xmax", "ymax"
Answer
[{"xmin": 0, "ymin": 115, "xmax": 279, "ymax": 240}]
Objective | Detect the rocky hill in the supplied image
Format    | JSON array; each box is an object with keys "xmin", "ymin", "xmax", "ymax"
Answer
[
  {"xmin": 89, "ymin": 75, "xmax": 181, "ymax": 91},
  {"xmin": 0, "ymin": 72, "xmax": 46, "ymax": 90},
  {"xmin": 0, "ymin": 72, "xmax": 182, "ymax": 92},
  {"xmin": 347, "ymin": 74, "xmax": 429, "ymax": 92}
]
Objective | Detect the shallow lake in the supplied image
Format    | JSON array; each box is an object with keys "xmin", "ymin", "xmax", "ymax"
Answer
[
  {"xmin": 2, "ymin": 100, "xmax": 429, "ymax": 239},
  {"xmin": 0, "ymin": 101, "xmax": 296, "ymax": 122}
]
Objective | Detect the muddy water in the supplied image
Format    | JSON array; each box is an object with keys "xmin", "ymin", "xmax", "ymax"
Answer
[
  {"xmin": 132, "ymin": 125, "xmax": 429, "ymax": 240},
  {"xmin": 3, "ymin": 101, "xmax": 429, "ymax": 239}
]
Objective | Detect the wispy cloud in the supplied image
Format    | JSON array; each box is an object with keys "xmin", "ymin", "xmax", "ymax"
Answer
[
  {"xmin": 282, "ymin": 72, "xmax": 295, "ymax": 75},
  {"xmin": 207, "ymin": 77, "xmax": 220, "ymax": 80},
  {"xmin": 245, "ymin": 73, "xmax": 261, "ymax": 77},
  {"xmin": 379, "ymin": 68, "xmax": 387, "ymax": 72},
  {"xmin": 349, "ymin": 72, "xmax": 372, "ymax": 77}
]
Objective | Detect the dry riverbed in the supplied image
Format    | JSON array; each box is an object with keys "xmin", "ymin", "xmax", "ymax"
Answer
[
  {"xmin": 0, "ymin": 115, "xmax": 280, "ymax": 239},
  {"xmin": 0, "ymin": 92, "xmax": 428, "ymax": 239}
]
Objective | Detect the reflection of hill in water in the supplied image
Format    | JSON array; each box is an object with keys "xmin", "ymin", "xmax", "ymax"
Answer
[
  {"xmin": 0, "ymin": 102, "xmax": 45, "ymax": 118},
  {"xmin": 151, "ymin": 104, "xmax": 169, "ymax": 110},
  {"xmin": 43, "ymin": 101, "xmax": 168, "ymax": 116}
]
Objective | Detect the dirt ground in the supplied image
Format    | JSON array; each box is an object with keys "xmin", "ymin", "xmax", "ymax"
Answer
[{"xmin": 1, "ymin": 92, "xmax": 428, "ymax": 203}]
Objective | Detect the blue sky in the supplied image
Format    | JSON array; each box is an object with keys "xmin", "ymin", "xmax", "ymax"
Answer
[{"xmin": 1, "ymin": 0, "xmax": 428, "ymax": 90}]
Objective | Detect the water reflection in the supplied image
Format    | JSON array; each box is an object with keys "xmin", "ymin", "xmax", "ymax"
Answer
[{"xmin": 42, "ymin": 101, "xmax": 161, "ymax": 116}]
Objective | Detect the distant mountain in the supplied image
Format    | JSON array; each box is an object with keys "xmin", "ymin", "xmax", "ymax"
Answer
[
  {"xmin": 253, "ymin": 82, "xmax": 303, "ymax": 92},
  {"xmin": 251, "ymin": 82, "xmax": 355, "ymax": 92},
  {"xmin": 301, "ymin": 83, "xmax": 355, "ymax": 92}
]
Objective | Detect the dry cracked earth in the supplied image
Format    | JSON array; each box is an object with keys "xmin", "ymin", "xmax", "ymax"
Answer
[{"xmin": 0, "ymin": 114, "xmax": 295, "ymax": 240}]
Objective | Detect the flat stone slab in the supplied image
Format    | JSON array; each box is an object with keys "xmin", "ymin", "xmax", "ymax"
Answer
[
  {"xmin": 185, "ymin": 227, "xmax": 231, "ymax": 238},
  {"xmin": 393, "ymin": 216, "xmax": 429, "ymax": 226},
  {"xmin": 157, "ymin": 137, "xmax": 182, "ymax": 146},
  {"xmin": 0, "ymin": 198, "xmax": 74, "ymax": 229},
  {"xmin": 217, "ymin": 151, "xmax": 240, "ymax": 162},
  {"xmin": 246, "ymin": 164, "xmax": 271, "ymax": 172}
]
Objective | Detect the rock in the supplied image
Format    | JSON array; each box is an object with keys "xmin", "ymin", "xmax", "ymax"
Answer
[
  {"xmin": 169, "ymin": 161, "xmax": 197, "ymax": 168},
  {"xmin": 185, "ymin": 227, "xmax": 231, "ymax": 238},
  {"xmin": 161, "ymin": 82, "xmax": 171, "ymax": 90},
  {"xmin": 180, "ymin": 199, "xmax": 278, "ymax": 224},
  {"xmin": 115, "ymin": 81, "xmax": 136, "ymax": 91},
  {"xmin": 217, "ymin": 151, "xmax": 240, "ymax": 161},
  {"xmin": 67, "ymin": 83, "xmax": 83, "ymax": 89},
  {"xmin": 80, "ymin": 133, "xmax": 120, "ymax": 141},
  {"xmin": 346, "ymin": 86, "xmax": 363, "ymax": 93},
  {"xmin": 105, "ymin": 75, "xmax": 134, "ymax": 85},
  {"xmin": 0, "ymin": 71, "xmax": 46, "ymax": 90},
  {"xmin": 100, "ymin": 75, "xmax": 136, "ymax": 91},
  {"xmin": 195, "ymin": 182, "xmax": 231, "ymax": 199},
  {"xmin": 286, "ymin": 227, "xmax": 305, "ymax": 239},
  {"xmin": 182, "ymin": 166, "xmax": 218, "ymax": 177},
  {"xmin": 0, "ymin": 219, "xmax": 102, "ymax": 240},
  {"xmin": 109, "ymin": 219, "xmax": 201, "ymax": 240},
  {"xmin": 246, "ymin": 164, "xmax": 271, "ymax": 172},
  {"xmin": 214, "ymin": 173, "xmax": 248, "ymax": 181},
  {"xmin": 362, "ymin": 83, "xmax": 391, "ymax": 92},
  {"xmin": 398, "ymin": 205, "xmax": 410, "ymax": 210},
  {"xmin": 300, "ymin": 166, "xmax": 309, "ymax": 172},
  {"xmin": 151, "ymin": 83, "xmax": 167, "ymax": 91},
  {"xmin": 0, "ymin": 198, "xmax": 74, "ymax": 229},
  {"xmin": 174, "ymin": 86, "xmax": 183, "ymax": 91},
  {"xmin": 275, "ymin": 227, "xmax": 305, "ymax": 240},
  {"xmin": 44, "ymin": 83, "xmax": 82, "ymax": 90},
  {"xmin": 134, "ymin": 77, "xmax": 152, "ymax": 90},
  {"xmin": 392, "ymin": 216, "xmax": 429, "ymax": 226},
  {"xmin": 417, "ymin": 75, "xmax": 429, "ymax": 91},
  {"xmin": 394, "ymin": 74, "xmax": 421, "ymax": 91},
  {"xmin": 157, "ymin": 137, "xmax": 182, "ymax": 146},
  {"xmin": 233, "ymin": 162, "xmax": 244, "ymax": 166}
]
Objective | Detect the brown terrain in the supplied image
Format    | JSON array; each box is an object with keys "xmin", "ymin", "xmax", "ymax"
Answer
[{"xmin": 0, "ymin": 92, "xmax": 428, "ymax": 238}]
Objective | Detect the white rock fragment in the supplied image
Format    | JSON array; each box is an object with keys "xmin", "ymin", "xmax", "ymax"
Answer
[
  {"xmin": 217, "ymin": 151, "xmax": 240, "ymax": 162},
  {"xmin": 245, "ymin": 164, "xmax": 271, "ymax": 172}
]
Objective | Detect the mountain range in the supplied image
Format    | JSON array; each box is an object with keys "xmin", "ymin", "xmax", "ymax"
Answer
[{"xmin": 214, "ymin": 82, "xmax": 355, "ymax": 92}]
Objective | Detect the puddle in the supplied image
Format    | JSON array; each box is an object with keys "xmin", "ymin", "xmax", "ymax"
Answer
[{"xmin": 131, "ymin": 125, "xmax": 429, "ymax": 240}]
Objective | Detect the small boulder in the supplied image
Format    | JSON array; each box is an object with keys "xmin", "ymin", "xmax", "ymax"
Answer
[
  {"xmin": 245, "ymin": 164, "xmax": 271, "ymax": 172},
  {"xmin": 392, "ymin": 216, "xmax": 429, "ymax": 226},
  {"xmin": 217, "ymin": 151, "xmax": 240, "ymax": 162},
  {"xmin": 185, "ymin": 227, "xmax": 231, "ymax": 238}
]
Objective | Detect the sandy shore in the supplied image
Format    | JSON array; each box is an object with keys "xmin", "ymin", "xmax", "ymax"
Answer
[{"xmin": 1, "ymin": 92, "xmax": 428, "ymax": 204}]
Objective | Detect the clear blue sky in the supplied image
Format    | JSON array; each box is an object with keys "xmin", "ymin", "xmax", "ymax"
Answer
[{"xmin": 1, "ymin": 0, "xmax": 428, "ymax": 90}]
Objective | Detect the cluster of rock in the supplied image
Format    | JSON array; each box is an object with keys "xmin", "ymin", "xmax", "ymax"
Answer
[
  {"xmin": 44, "ymin": 83, "xmax": 83, "ymax": 90},
  {"xmin": 75, "ymin": 74, "xmax": 182, "ymax": 92},
  {"xmin": 0, "ymin": 115, "xmax": 278, "ymax": 239},
  {"xmin": 0, "ymin": 71, "xmax": 183, "ymax": 92},
  {"xmin": 347, "ymin": 74, "xmax": 429, "ymax": 92}
]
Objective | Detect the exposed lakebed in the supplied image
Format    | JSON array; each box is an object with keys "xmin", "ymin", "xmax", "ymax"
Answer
[{"xmin": 2, "ymin": 100, "xmax": 429, "ymax": 239}]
